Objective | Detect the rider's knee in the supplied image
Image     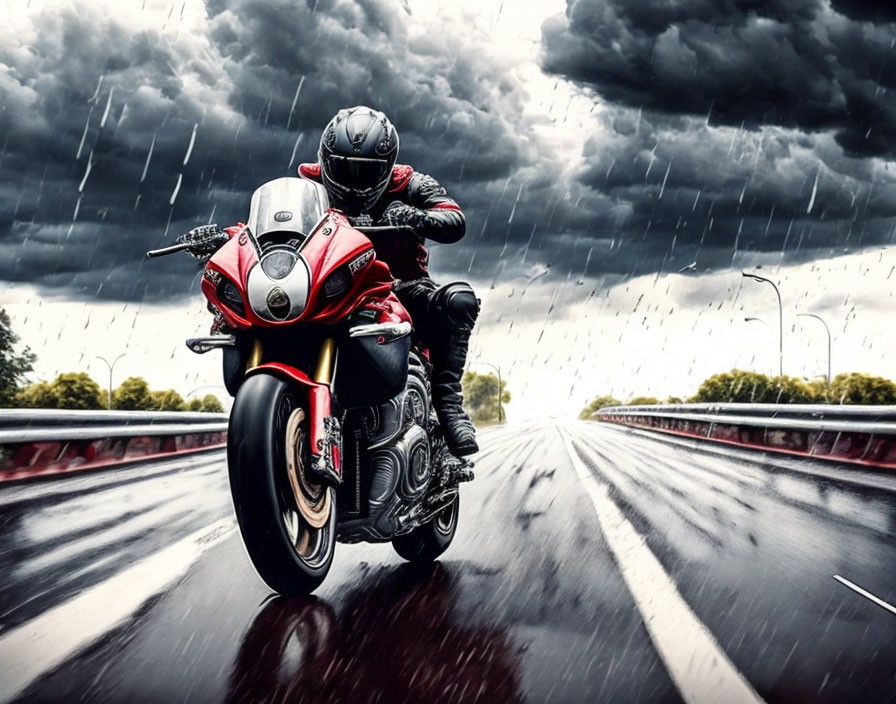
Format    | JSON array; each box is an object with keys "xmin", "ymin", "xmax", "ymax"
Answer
[{"xmin": 431, "ymin": 282, "xmax": 480, "ymax": 328}]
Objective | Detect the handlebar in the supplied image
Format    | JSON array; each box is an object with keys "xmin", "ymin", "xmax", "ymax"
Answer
[
  {"xmin": 145, "ymin": 241, "xmax": 195, "ymax": 259},
  {"xmin": 146, "ymin": 224, "xmax": 412, "ymax": 259},
  {"xmin": 354, "ymin": 225, "xmax": 416, "ymax": 236}
]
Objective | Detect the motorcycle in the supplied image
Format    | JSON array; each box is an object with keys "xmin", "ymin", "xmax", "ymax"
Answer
[{"xmin": 147, "ymin": 177, "xmax": 472, "ymax": 595}]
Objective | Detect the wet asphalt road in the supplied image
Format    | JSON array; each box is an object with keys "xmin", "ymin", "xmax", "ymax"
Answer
[{"xmin": 1, "ymin": 422, "xmax": 896, "ymax": 703}]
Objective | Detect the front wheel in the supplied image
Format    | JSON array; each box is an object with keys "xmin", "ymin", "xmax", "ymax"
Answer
[
  {"xmin": 392, "ymin": 493, "xmax": 459, "ymax": 563},
  {"xmin": 228, "ymin": 373, "xmax": 336, "ymax": 595}
]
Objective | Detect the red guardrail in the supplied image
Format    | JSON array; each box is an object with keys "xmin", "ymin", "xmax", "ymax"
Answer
[
  {"xmin": 598, "ymin": 409, "xmax": 896, "ymax": 469},
  {"xmin": 0, "ymin": 411, "xmax": 228, "ymax": 483}
]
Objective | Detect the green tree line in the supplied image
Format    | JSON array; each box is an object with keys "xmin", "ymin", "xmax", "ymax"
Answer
[
  {"xmin": 580, "ymin": 369, "xmax": 896, "ymax": 419},
  {"xmin": 13, "ymin": 373, "xmax": 224, "ymax": 412},
  {"xmin": 0, "ymin": 306, "xmax": 223, "ymax": 412}
]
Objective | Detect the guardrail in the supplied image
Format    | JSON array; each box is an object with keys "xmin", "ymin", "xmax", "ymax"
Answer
[
  {"xmin": 596, "ymin": 404, "xmax": 896, "ymax": 469},
  {"xmin": 0, "ymin": 410, "xmax": 228, "ymax": 483}
]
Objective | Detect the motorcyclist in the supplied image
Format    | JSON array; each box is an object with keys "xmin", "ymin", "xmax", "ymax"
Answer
[{"xmin": 298, "ymin": 106, "xmax": 479, "ymax": 457}]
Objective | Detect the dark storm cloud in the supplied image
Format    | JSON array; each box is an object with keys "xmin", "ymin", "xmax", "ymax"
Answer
[
  {"xmin": 200, "ymin": 0, "xmax": 621, "ymax": 282},
  {"xmin": 829, "ymin": 0, "xmax": 896, "ymax": 22},
  {"xmin": 5, "ymin": 0, "xmax": 894, "ymax": 305},
  {"xmin": 536, "ymin": 0, "xmax": 896, "ymax": 275},
  {"xmin": 0, "ymin": 4, "xmax": 261, "ymax": 300},
  {"xmin": 1, "ymin": 0, "xmax": 618, "ymax": 301},
  {"xmin": 541, "ymin": 0, "xmax": 896, "ymax": 158}
]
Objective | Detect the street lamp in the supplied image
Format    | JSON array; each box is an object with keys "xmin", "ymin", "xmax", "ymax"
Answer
[
  {"xmin": 797, "ymin": 313, "xmax": 832, "ymax": 385},
  {"xmin": 742, "ymin": 272, "xmax": 783, "ymax": 377},
  {"xmin": 95, "ymin": 353, "xmax": 126, "ymax": 409},
  {"xmin": 478, "ymin": 362, "xmax": 504, "ymax": 423}
]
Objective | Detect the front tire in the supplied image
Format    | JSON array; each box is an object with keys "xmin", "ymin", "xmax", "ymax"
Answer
[
  {"xmin": 228, "ymin": 373, "xmax": 336, "ymax": 595},
  {"xmin": 392, "ymin": 493, "xmax": 459, "ymax": 563}
]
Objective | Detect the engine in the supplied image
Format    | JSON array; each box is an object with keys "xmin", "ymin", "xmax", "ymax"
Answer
[{"xmin": 336, "ymin": 354, "xmax": 436, "ymax": 542}]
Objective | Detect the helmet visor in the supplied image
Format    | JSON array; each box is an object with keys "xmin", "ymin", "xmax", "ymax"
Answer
[{"xmin": 323, "ymin": 155, "xmax": 391, "ymax": 196}]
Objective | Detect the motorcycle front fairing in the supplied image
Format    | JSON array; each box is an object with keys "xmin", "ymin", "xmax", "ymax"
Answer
[{"xmin": 199, "ymin": 177, "xmax": 413, "ymax": 486}]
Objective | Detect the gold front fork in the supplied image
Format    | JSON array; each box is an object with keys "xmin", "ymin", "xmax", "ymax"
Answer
[
  {"xmin": 246, "ymin": 338, "xmax": 263, "ymax": 370},
  {"xmin": 314, "ymin": 337, "xmax": 336, "ymax": 385},
  {"xmin": 244, "ymin": 336, "xmax": 335, "ymax": 383}
]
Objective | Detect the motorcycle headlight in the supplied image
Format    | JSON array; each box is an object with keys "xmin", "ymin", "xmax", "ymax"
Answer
[
  {"xmin": 217, "ymin": 279, "xmax": 245, "ymax": 317},
  {"xmin": 261, "ymin": 250, "xmax": 296, "ymax": 280},
  {"xmin": 323, "ymin": 267, "xmax": 352, "ymax": 299}
]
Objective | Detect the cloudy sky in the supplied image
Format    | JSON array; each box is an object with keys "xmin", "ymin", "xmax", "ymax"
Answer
[{"xmin": 2, "ymin": 0, "xmax": 895, "ymax": 417}]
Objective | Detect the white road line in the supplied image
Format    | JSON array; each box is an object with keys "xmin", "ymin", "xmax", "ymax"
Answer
[
  {"xmin": 0, "ymin": 518, "xmax": 236, "ymax": 703},
  {"xmin": 833, "ymin": 575, "xmax": 896, "ymax": 616},
  {"xmin": 560, "ymin": 428, "xmax": 765, "ymax": 704}
]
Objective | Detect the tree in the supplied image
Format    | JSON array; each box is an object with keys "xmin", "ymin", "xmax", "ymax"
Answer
[
  {"xmin": 15, "ymin": 373, "xmax": 104, "ymax": 409},
  {"xmin": 806, "ymin": 378, "xmax": 831, "ymax": 404},
  {"xmin": 690, "ymin": 370, "xmax": 813, "ymax": 404},
  {"xmin": 771, "ymin": 375, "xmax": 815, "ymax": 404},
  {"xmin": 462, "ymin": 371, "xmax": 510, "ymax": 424},
  {"xmin": 200, "ymin": 394, "xmax": 225, "ymax": 413},
  {"xmin": 579, "ymin": 395, "xmax": 621, "ymax": 420},
  {"xmin": 15, "ymin": 381, "xmax": 57, "ymax": 409},
  {"xmin": 0, "ymin": 308, "xmax": 36, "ymax": 407},
  {"xmin": 51, "ymin": 373, "xmax": 105, "ymax": 409},
  {"xmin": 150, "ymin": 389, "xmax": 186, "ymax": 411},
  {"xmin": 112, "ymin": 377, "xmax": 154, "ymax": 410},
  {"xmin": 829, "ymin": 373, "xmax": 896, "ymax": 405},
  {"xmin": 627, "ymin": 396, "xmax": 660, "ymax": 406},
  {"xmin": 691, "ymin": 370, "xmax": 770, "ymax": 403}
]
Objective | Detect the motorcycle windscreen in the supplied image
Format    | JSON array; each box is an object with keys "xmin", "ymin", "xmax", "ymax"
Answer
[{"xmin": 247, "ymin": 177, "xmax": 329, "ymax": 243}]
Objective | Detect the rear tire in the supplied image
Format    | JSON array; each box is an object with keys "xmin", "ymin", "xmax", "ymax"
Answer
[
  {"xmin": 228, "ymin": 373, "xmax": 336, "ymax": 595},
  {"xmin": 392, "ymin": 493, "xmax": 459, "ymax": 563}
]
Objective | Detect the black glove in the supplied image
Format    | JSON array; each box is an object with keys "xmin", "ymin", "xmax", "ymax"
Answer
[
  {"xmin": 348, "ymin": 213, "xmax": 374, "ymax": 228},
  {"xmin": 176, "ymin": 225, "xmax": 229, "ymax": 260},
  {"xmin": 378, "ymin": 201, "xmax": 423, "ymax": 230}
]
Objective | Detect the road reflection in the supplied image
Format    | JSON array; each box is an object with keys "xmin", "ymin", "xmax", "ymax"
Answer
[{"xmin": 226, "ymin": 563, "xmax": 522, "ymax": 703}]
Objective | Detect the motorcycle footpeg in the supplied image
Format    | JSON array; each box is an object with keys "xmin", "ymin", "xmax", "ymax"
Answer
[
  {"xmin": 443, "ymin": 456, "xmax": 475, "ymax": 485},
  {"xmin": 453, "ymin": 466, "xmax": 475, "ymax": 484}
]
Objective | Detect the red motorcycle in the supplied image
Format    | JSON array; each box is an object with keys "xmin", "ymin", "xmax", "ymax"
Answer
[{"xmin": 147, "ymin": 177, "xmax": 470, "ymax": 595}]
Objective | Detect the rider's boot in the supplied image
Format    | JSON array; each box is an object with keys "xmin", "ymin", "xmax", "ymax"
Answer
[
  {"xmin": 431, "ymin": 323, "xmax": 479, "ymax": 457},
  {"xmin": 395, "ymin": 279, "xmax": 481, "ymax": 457}
]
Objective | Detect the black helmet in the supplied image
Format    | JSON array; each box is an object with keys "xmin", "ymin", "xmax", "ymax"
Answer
[{"xmin": 318, "ymin": 106, "xmax": 399, "ymax": 215}]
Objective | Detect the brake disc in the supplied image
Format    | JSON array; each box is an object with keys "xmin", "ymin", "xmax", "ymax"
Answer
[{"xmin": 285, "ymin": 408, "xmax": 331, "ymax": 529}]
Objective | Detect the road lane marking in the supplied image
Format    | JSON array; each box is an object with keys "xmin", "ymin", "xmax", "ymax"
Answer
[
  {"xmin": 560, "ymin": 429, "xmax": 765, "ymax": 704},
  {"xmin": 0, "ymin": 518, "xmax": 235, "ymax": 703},
  {"xmin": 833, "ymin": 575, "xmax": 896, "ymax": 616}
]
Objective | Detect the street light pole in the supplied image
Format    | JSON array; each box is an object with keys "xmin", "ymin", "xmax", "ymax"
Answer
[
  {"xmin": 95, "ymin": 353, "xmax": 126, "ymax": 409},
  {"xmin": 479, "ymin": 362, "xmax": 504, "ymax": 423},
  {"xmin": 797, "ymin": 313, "xmax": 832, "ymax": 385},
  {"xmin": 742, "ymin": 272, "xmax": 783, "ymax": 377}
]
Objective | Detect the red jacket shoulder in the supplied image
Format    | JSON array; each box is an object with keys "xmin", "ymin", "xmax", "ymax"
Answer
[
  {"xmin": 298, "ymin": 163, "xmax": 321, "ymax": 180},
  {"xmin": 388, "ymin": 165, "xmax": 413, "ymax": 192}
]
